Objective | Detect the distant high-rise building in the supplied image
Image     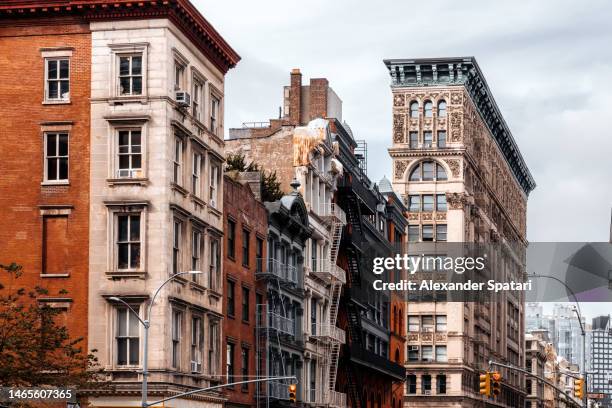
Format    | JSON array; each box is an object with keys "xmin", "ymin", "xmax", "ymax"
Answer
[
  {"xmin": 590, "ymin": 315, "xmax": 612, "ymax": 408},
  {"xmin": 526, "ymin": 303, "xmax": 545, "ymax": 333}
]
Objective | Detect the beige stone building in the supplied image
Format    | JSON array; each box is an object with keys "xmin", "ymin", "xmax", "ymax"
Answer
[
  {"xmin": 86, "ymin": 4, "xmax": 239, "ymax": 407},
  {"xmin": 384, "ymin": 57, "xmax": 536, "ymax": 407}
]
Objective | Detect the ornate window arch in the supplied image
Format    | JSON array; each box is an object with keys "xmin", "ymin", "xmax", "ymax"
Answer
[
  {"xmin": 408, "ymin": 160, "xmax": 448, "ymax": 181},
  {"xmin": 424, "ymin": 100, "xmax": 433, "ymax": 117},
  {"xmin": 438, "ymin": 100, "xmax": 447, "ymax": 117},
  {"xmin": 409, "ymin": 101, "xmax": 419, "ymax": 118}
]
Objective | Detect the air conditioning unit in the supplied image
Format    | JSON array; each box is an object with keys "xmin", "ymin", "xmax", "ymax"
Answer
[
  {"xmin": 424, "ymin": 390, "xmax": 432, "ymax": 395},
  {"xmin": 408, "ymin": 346, "xmax": 419, "ymax": 351},
  {"xmin": 176, "ymin": 91, "xmax": 191, "ymax": 107},
  {"xmin": 191, "ymin": 361, "xmax": 202, "ymax": 373},
  {"xmin": 116, "ymin": 169, "xmax": 142, "ymax": 178}
]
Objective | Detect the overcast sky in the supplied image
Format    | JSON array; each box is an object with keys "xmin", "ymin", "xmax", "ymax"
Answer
[{"xmin": 196, "ymin": 0, "xmax": 612, "ymax": 243}]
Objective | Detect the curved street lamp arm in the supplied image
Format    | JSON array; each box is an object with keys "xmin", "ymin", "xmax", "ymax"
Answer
[
  {"xmin": 530, "ymin": 273, "xmax": 585, "ymax": 334},
  {"xmin": 146, "ymin": 271, "xmax": 201, "ymax": 321},
  {"xmin": 109, "ymin": 297, "xmax": 147, "ymax": 327}
]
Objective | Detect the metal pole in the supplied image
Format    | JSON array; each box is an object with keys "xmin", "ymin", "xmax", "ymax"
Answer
[{"xmin": 142, "ymin": 320, "xmax": 149, "ymax": 408}]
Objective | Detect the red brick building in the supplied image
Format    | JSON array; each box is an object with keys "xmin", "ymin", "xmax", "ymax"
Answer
[
  {"xmin": 223, "ymin": 173, "xmax": 268, "ymax": 408},
  {"xmin": 0, "ymin": 7, "xmax": 91, "ymax": 345}
]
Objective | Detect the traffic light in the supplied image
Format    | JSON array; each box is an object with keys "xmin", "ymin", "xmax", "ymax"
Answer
[
  {"xmin": 491, "ymin": 371, "xmax": 502, "ymax": 397},
  {"xmin": 479, "ymin": 372, "xmax": 491, "ymax": 397},
  {"xmin": 288, "ymin": 384, "xmax": 297, "ymax": 403},
  {"xmin": 574, "ymin": 378, "xmax": 584, "ymax": 399}
]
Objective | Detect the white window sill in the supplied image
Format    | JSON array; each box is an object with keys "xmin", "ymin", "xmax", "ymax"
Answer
[
  {"xmin": 43, "ymin": 99, "xmax": 71, "ymax": 105},
  {"xmin": 41, "ymin": 181, "xmax": 70, "ymax": 186},
  {"xmin": 40, "ymin": 273, "xmax": 70, "ymax": 278},
  {"xmin": 107, "ymin": 177, "xmax": 148, "ymax": 186}
]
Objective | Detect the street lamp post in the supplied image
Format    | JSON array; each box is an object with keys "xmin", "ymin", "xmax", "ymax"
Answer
[
  {"xmin": 110, "ymin": 270, "xmax": 202, "ymax": 408},
  {"xmin": 530, "ymin": 273, "xmax": 587, "ymax": 407}
]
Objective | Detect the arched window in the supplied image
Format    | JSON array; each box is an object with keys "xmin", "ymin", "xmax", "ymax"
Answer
[
  {"xmin": 395, "ymin": 348, "xmax": 400, "ymax": 362},
  {"xmin": 424, "ymin": 100, "xmax": 433, "ymax": 117},
  {"xmin": 438, "ymin": 100, "xmax": 447, "ymax": 117},
  {"xmin": 393, "ymin": 306, "xmax": 397, "ymax": 333},
  {"xmin": 409, "ymin": 101, "xmax": 419, "ymax": 118},
  {"xmin": 409, "ymin": 161, "xmax": 448, "ymax": 181}
]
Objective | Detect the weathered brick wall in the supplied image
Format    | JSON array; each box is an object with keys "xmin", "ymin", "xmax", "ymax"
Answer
[
  {"xmin": 222, "ymin": 175, "xmax": 268, "ymax": 405},
  {"xmin": 0, "ymin": 21, "xmax": 91, "ymax": 346}
]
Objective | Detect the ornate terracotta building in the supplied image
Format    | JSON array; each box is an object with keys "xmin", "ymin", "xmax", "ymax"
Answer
[{"xmin": 384, "ymin": 57, "xmax": 535, "ymax": 408}]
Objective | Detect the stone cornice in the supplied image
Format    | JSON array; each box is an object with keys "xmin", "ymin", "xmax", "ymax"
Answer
[
  {"xmin": 384, "ymin": 57, "xmax": 535, "ymax": 195},
  {"xmin": 0, "ymin": 0, "xmax": 240, "ymax": 74}
]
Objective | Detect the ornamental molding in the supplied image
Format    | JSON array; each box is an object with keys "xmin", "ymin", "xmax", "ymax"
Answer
[
  {"xmin": 444, "ymin": 158, "xmax": 462, "ymax": 178},
  {"xmin": 394, "ymin": 159, "xmax": 412, "ymax": 180},
  {"xmin": 446, "ymin": 192, "xmax": 468, "ymax": 210}
]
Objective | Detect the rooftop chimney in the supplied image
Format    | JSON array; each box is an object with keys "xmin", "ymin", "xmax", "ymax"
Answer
[
  {"xmin": 289, "ymin": 69, "xmax": 302, "ymax": 125},
  {"xmin": 309, "ymin": 77, "xmax": 329, "ymax": 121}
]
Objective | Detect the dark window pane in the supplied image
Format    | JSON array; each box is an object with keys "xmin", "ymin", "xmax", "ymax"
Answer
[
  {"xmin": 132, "ymin": 77, "xmax": 142, "ymax": 95},
  {"xmin": 129, "ymin": 338, "xmax": 139, "ymax": 364},
  {"xmin": 120, "ymin": 77, "xmax": 130, "ymax": 94},
  {"xmin": 130, "ymin": 216, "xmax": 140, "ymax": 240},
  {"xmin": 118, "ymin": 131, "xmax": 130, "ymax": 146},
  {"xmin": 58, "ymin": 134, "xmax": 68, "ymax": 156},
  {"xmin": 131, "ymin": 56, "xmax": 142, "ymax": 75},
  {"xmin": 47, "ymin": 134, "xmax": 57, "ymax": 156},
  {"xmin": 119, "ymin": 57, "xmax": 130, "ymax": 76},
  {"xmin": 422, "ymin": 162, "xmax": 434, "ymax": 180},
  {"xmin": 118, "ymin": 216, "xmax": 128, "ymax": 241},
  {"xmin": 48, "ymin": 81, "xmax": 59, "ymax": 99},
  {"xmin": 131, "ymin": 131, "xmax": 141, "ymax": 146},
  {"xmin": 59, "ymin": 158, "xmax": 68, "ymax": 180},
  {"xmin": 119, "ymin": 155, "xmax": 130, "ymax": 169},
  {"xmin": 130, "ymin": 243, "xmax": 140, "ymax": 268},
  {"xmin": 48, "ymin": 158, "xmax": 58, "ymax": 180},
  {"xmin": 60, "ymin": 81, "xmax": 69, "ymax": 98},
  {"xmin": 59, "ymin": 60, "xmax": 69, "ymax": 78},
  {"xmin": 132, "ymin": 154, "xmax": 141, "ymax": 169},
  {"xmin": 117, "ymin": 338, "xmax": 127, "ymax": 365},
  {"xmin": 118, "ymin": 243, "xmax": 129, "ymax": 269},
  {"xmin": 48, "ymin": 60, "xmax": 58, "ymax": 78}
]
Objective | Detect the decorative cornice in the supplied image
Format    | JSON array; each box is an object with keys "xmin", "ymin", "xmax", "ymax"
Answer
[
  {"xmin": 384, "ymin": 57, "xmax": 535, "ymax": 196},
  {"xmin": 0, "ymin": 0, "xmax": 240, "ymax": 74}
]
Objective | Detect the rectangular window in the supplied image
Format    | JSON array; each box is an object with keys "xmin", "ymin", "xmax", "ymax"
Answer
[
  {"xmin": 192, "ymin": 78, "xmax": 203, "ymax": 121},
  {"xmin": 436, "ymin": 315, "xmax": 447, "ymax": 331},
  {"xmin": 117, "ymin": 129, "xmax": 142, "ymax": 177},
  {"xmin": 311, "ymin": 240, "xmax": 317, "ymax": 272},
  {"xmin": 118, "ymin": 54, "xmax": 143, "ymax": 96},
  {"xmin": 210, "ymin": 95, "xmax": 220, "ymax": 135},
  {"xmin": 242, "ymin": 287, "xmax": 250, "ymax": 321},
  {"xmin": 407, "ymin": 375, "xmax": 417, "ymax": 394},
  {"xmin": 422, "ymin": 374, "xmax": 432, "ymax": 393},
  {"xmin": 241, "ymin": 348, "xmax": 249, "ymax": 390},
  {"xmin": 45, "ymin": 58, "xmax": 69, "ymax": 101},
  {"xmin": 226, "ymin": 342, "xmax": 235, "ymax": 382},
  {"xmin": 192, "ymin": 230, "xmax": 201, "ymax": 274},
  {"xmin": 422, "ymin": 315, "xmax": 434, "ymax": 332},
  {"xmin": 256, "ymin": 237, "xmax": 264, "ymax": 273},
  {"xmin": 422, "ymin": 195, "xmax": 434, "ymax": 212},
  {"xmin": 437, "ymin": 375, "xmax": 447, "ymax": 394},
  {"xmin": 117, "ymin": 214, "xmax": 141, "ymax": 270},
  {"xmin": 422, "ymin": 162, "xmax": 434, "ymax": 181},
  {"xmin": 174, "ymin": 62, "xmax": 184, "ymax": 90},
  {"xmin": 116, "ymin": 306, "xmax": 139, "ymax": 366},
  {"xmin": 436, "ymin": 225, "xmax": 447, "ymax": 242},
  {"xmin": 423, "ymin": 131, "xmax": 433, "ymax": 147},
  {"xmin": 227, "ymin": 220, "xmax": 236, "ymax": 259},
  {"xmin": 437, "ymin": 131, "xmax": 447, "ymax": 148},
  {"xmin": 422, "ymin": 225, "xmax": 434, "ymax": 242},
  {"xmin": 435, "ymin": 346, "xmax": 447, "ymax": 362},
  {"xmin": 172, "ymin": 219, "xmax": 181, "ymax": 275},
  {"xmin": 311, "ymin": 298, "xmax": 317, "ymax": 335},
  {"xmin": 227, "ymin": 280, "xmax": 235, "ymax": 317},
  {"xmin": 242, "ymin": 229, "xmax": 250, "ymax": 267},
  {"xmin": 172, "ymin": 310, "xmax": 182, "ymax": 368},
  {"xmin": 209, "ymin": 238, "xmax": 220, "ymax": 290},
  {"xmin": 408, "ymin": 346, "xmax": 419, "ymax": 361},
  {"xmin": 408, "ymin": 225, "xmax": 419, "ymax": 242},
  {"xmin": 191, "ymin": 316, "xmax": 203, "ymax": 373},
  {"xmin": 436, "ymin": 194, "xmax": 447, "ymax": 211},
  {"xmin": 408, "ymin": 316, "xmax": 420, "ymax": 332},
  {"xmin": 408, "ymin": 195, "xmax": 421, "ymax": 212},
  {"xmin": 192, "ymin": 152, "xmax": 201, "ymax": 196},
  {"xmin": 42, "ymin": 215, "xmax": 68, "ymax": 274},
  {"xmin": 409, "ymin": 131, "xmax": 418, "ymax": 148},
  {"xmin": 173, "ymin": 137, "xmax": 183, "ymax": 185},
  {"xmin": 208, "ymin": 320, "xmax": 219, "ymax": 375},
  {"xmin": 209, "ymin": 162, "xmax": 219, "ymax": 208},
  {"xmin": 44, "ymin": 132, "xmax": 69, "ymax": 182}
]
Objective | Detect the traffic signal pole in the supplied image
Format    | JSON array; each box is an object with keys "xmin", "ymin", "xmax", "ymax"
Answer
[{"xmin": 488, "ymin": 360, "xmax": 584, "ymax": 407}]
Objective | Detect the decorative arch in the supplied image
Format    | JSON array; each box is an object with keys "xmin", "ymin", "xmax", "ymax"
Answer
[
  {"xmin": 437, "ymin": 99, "xmax": 447, "ymax": 117},
  {"xmin": 423, "ymin": 100, "xmax": 433, "ymax": 117},
  {"xmin": 406, "ymin": 158, "xmax": 450, "ymax": 182},
  {"xmin": 409, "ymin": 101, "xmax": 419, "ymax": 118}
]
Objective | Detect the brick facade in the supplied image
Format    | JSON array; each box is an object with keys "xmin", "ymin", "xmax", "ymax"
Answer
[
  {"xmin": 0, "ymin": 20, "xmax": 91, "ymax": 346},
  {"xmin": 222, "ymin": 174, "xmax": 268, "ymax": 408}
]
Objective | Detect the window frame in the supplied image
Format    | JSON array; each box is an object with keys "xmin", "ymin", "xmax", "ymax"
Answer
[
  {"xmin": 209, "ymin": 160, "xmax": 220, "ymax": 208},
  {"xmin": 116, "ymin": 128, "xmax": 143, "ymax": 178},
  {"xmin": 191, "ymin": 228, "xmax": 202, "ymax": 281},
  {"xmin": 171, "ymin": 309, "xmax": 182, "ymax": 369},
  {"xmin": 242, "ymin": 228, "xmax": 250, "ymax": 267},
  {"xmin": 424, "ymin": 101, "xmax": 433, "ymax": 117},
  {"xmin": 192, "ymin": 74, "xmax": 205, "ymax": 122},
  {"xmin": 437, "ymin": 130, "xmax": 447, "ymax": 148},
  {"xmin": 227, "ymin": 219, "xmax": 236, "ymax": 260},
  {"xmin": 409, "ymin": 101, "xmax": 419, "ymax": 118},
  {"xmin": 44, "ymin": 57, "xmax": 70, "ymax": 103},
  {"xmin": 227, "ymin": 280, "xmax": 235, "ymax": 318},
  {"xmin": 190, "ymin": 315, "xmax": 203, "ymax": 373},
  {"xmin": 210, "ymin": 93, "xmax": 221, "ymax": 136},
  {"xmin": 173, "ymin": 136, "xmax": 184, "ymax": 186},
  {"xmin": 43, "ymin": 132, "xmax": 69, "ymax": 184},
  {"xmin": 116, "ymin": 213, "xmax": 143, "ymax": 271},
  {"xmin": 241, "ymin": 286, "xmax": 250, "ymax": 322},
  {"xmin": 109, "ymin": 43, "xmax": 148, "ymax": 99},
  {"xmin": 437, "ymin": 100, "xmax": 447, "ymax": 117},
  {"xmin": 172, "ymin": 218, "xmax": 183, "ymax": 275},
  {"xmin": 115, "ymin": 304, "xmax": 141, "ymax": 367},
  {"xmin": 117, "ymin": 53, "xmax": 144, "ymax": 96}
]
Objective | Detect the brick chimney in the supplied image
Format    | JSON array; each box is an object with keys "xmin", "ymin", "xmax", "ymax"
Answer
[
  {"xmin": 289, "ymin": 68, "xmax": 302, "ymax": 125},
  {"xmin": 309, "ymin": 78, "xmax": 329, "ymax": 121}
]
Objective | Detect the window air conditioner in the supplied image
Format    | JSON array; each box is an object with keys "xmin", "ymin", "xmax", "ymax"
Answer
[
  {"xmin": 176, "ymin": 91, "xmax": 191, "ymax": 107},
  {"xmin": 116, "ymin": 169, "xmax": 142, "ymax": 178}
]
